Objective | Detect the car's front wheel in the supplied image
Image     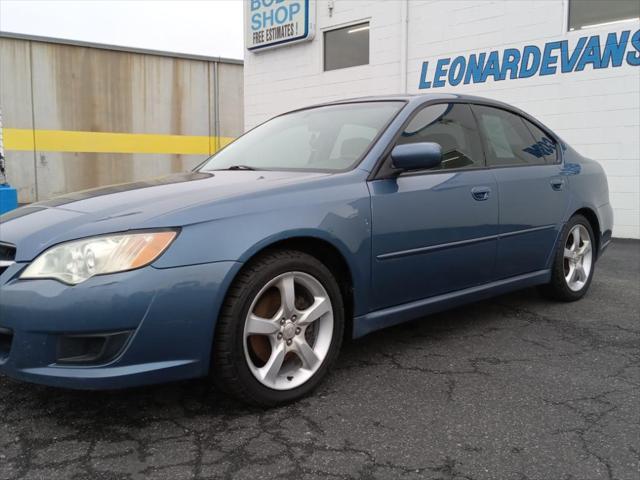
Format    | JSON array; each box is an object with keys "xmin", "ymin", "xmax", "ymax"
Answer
[
  {"xmin": 212, "ymin": 249, "xmax": 344, "ymax": 406},
  {"xmin": 540, "ymin": 214, "xmax": 596, "ymax": 301}
]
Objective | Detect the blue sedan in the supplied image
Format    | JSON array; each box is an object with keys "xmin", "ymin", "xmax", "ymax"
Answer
[{"xmin": 0, "ymin": 94, "xmax": 613, "ymax": 406}]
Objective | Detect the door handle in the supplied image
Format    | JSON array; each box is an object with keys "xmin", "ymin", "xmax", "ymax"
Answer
[
  {"xmin": 550, "ymin": 178, "xmax": 565, "ymax": 191},
  {"xmin": 471, "ymin": 186, "xmax": 491, "ymax": 201}
]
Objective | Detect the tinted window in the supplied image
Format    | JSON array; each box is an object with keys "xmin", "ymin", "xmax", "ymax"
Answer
[
  {"xmin": 569, "ymin": 0, "xmax": 639, "ymax": 31},
  {"xmin": 473, "ymin": 105, "xmax": 547, "ymax": 167},
  {"xmin": 522, "ymin": 119, "xmax": 559, "ymax": 164},
  {"xmin": 200, "ymin": 102, "xmax": 403, "ymax": 172},
  {"xmin": 324, "ymin": 22, "xmax": 369, "ymax": 71},
  {"xmin": 397, "ymin": 103, "xmax": 484, "ymax": 170}
]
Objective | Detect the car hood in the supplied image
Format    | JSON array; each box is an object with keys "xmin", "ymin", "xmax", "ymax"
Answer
[{"xmin": 0, "ymin": 170, "xmax": 329, "ymax": 261}]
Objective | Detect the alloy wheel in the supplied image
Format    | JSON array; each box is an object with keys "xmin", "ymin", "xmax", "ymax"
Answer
[
  {"xmin": 563, "ymin": 224, "xmax": 593, "ymax": 292},
  {"xmin": 243, "ymin": 271, "xmax": 334, "ymax": 390}
]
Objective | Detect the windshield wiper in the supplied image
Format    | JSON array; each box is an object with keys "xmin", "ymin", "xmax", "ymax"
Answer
[{"xmin": 224, "ymin": 165, "xmax": 257, "ymax": 171}]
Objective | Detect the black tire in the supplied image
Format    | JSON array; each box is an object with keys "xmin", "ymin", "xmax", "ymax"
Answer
[
  {"xmin": 211, "ymin": 249, "xmax": 345, "ymax": 407},
  {"xmin": 539, "ymin": 214, "xmax": 596, "ymax": 302}
]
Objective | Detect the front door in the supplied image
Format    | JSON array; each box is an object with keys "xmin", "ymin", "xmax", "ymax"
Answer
[
  {"xmin": 472, "ymin": 105, "xmax": 570, "ymax": 279},
  {"xmin": 369, "ymin": 103, "xmax": 499, "ymax": 311}
]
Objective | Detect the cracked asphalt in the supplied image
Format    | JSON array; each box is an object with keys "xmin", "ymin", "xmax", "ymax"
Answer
[{"xmin": 1, "ymin": 240, "xmax": 639, "ymax": 480}]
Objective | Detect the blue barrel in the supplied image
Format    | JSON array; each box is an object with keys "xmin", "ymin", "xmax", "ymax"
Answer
[{"xmin": 0, "ymin": 184, "xmax": 18, "ymax": 215}]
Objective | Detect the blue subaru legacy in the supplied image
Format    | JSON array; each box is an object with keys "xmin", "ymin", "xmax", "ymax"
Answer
[{"xmin": 0, "ymin": 94, "xmax": 613, "ymax": 406}]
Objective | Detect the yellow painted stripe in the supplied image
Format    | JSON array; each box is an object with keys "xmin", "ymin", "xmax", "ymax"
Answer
[
  {"xmin": 4, "ymin": 128, "xmax": 36, "ymax": 151},
  {"xmin": 3, "ymin": 128, "xmax": 235, "ymax": 155}
]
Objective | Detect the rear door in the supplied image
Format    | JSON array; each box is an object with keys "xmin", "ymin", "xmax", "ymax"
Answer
[
  {"xmin": 472, "ymin": 105, "xmax": 569, "ymax": 279},
  {"xmin": 369, "ymin": 102, "xmax": 499, "ymax": 310}
]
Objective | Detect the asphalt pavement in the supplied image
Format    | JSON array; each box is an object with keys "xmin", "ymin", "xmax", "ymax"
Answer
[{"xmin": 1, "ymin": 240, "xmax": 638, "ymax": 480}]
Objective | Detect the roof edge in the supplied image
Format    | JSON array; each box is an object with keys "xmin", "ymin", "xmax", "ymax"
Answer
[{"xmin": 0, "ymin": 31, "xmax": 244, "ymax": 65}]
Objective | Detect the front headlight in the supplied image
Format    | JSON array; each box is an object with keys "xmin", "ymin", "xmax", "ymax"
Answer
[{"xmin": 20, "ymin": 230, "xmax": 178, "ymax": 285}]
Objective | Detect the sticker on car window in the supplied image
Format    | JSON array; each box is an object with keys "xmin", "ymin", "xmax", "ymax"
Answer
[{"xmin": 482, "ymin": 115, "xmax": 513, "ymax": 159}]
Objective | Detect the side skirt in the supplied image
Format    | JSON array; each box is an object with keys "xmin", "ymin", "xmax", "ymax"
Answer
[{"xmin": 352, "ymin": 269, "xmax": 551, "ymax": 338}]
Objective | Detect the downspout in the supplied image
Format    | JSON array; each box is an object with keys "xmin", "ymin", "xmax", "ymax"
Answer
[
  {"xmin": 0, "ymin": 109, "xmax": 5, "ymax": 183},
  {"xmin": 399, "ymin": 0, "xmax": 409, "ymax": 94},
  {"xmin": 214, "ymin": 61, "xmax": 221, "ymax": 152}
]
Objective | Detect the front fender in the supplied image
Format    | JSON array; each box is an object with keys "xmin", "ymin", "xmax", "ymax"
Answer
[{"xmin": 153, "ymin": 178, "xmax": 372, "ymax": 316}]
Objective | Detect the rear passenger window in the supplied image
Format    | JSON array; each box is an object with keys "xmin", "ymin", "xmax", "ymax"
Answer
[
  {"xmin": 473, "ymin": 105, "xmax": 549, "ymax": 167},
  {"xmin": 522, "ymin": 119, "xmax": 559, "ymax": 164},
  {"xmin": 397, "ymin": 103, "xmax": 484, "ymax": 170}
]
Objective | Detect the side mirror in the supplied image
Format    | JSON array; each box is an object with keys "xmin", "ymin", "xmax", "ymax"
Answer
[{"xmin": 391, "ymin": 142, "xmax": 443, "ymax": 172}]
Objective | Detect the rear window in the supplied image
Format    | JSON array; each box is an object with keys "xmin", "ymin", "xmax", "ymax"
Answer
[{"xmin": 473, "ymin": 106, "xmax": 551, "ymax": 167}]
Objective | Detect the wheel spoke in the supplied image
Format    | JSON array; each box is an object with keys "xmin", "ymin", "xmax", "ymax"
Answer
[
  {"xmin": 565, "ymin": 264, "xmax": 575, "ymax": 284},
  {"xmin": 564, "ymin": 247, "xmax": 574, "ymax": 260},
  {"xmin": 246, "ymin": 314, "xmax": 279, "ymax": 336},
  {"xmin": 570, "ymin": 264, "xmax": 580, "ymax": 283},
  {"xmin": 259, "ymin": 343, "xmax": 286, "ymax": 383},
  {"xmin": 293, "ymin": 338, "xmax": 320, "ymax": 370},
  {"xmin": 278, "ymin": 275, "xmax": 296, "ymax": 317},
  {"xmin": 571, "ymin": 226, "xmax": 581, "ymax": 250},
  {"xmin": 574, "ymin": 263, "xmax": 586, "ymax": 282},
  {"xmin": 577, "ymin": 240, "xmax": 591, "ymax": 256},
  {"xmin": 297, "ymin": 296, "xmax": 331, "ymax": 326}
]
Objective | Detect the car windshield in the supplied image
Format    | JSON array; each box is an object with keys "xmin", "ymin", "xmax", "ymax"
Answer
[{"xmin": 199, "ymin": 101, "xmax": 404, "ymax": 172}]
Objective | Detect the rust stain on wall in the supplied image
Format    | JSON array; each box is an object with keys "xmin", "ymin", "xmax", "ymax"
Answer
[{"xmin": 1, "ymin": 36, "xmax": 243, "ymax": 201}]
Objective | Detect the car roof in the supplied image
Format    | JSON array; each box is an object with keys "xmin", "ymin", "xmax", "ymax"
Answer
[
  {"xmin": 299, "ymin": 93, "xmax": 520, "ymax": 112},
  {"xmin": 282, "ymin": 93, "xmax": 561, "ymax": 145}
]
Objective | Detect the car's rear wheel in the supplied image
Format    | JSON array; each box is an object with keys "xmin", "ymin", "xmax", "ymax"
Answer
[
  {"xmin": 540, "ymin": 214, "xmax": 596, "ymax": 301},
  {"xmin": 212, "ymin": 249, "xmax": 344, "ymax": 406}
]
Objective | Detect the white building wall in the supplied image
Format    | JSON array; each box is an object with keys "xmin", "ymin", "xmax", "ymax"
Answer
[
  {"xmin": 244, "ymin": 1, "xmax": 403, "ymax": 127},
  {"xmin": 244, "ymin": 0, "xmax": 640, "ymax": 238}
]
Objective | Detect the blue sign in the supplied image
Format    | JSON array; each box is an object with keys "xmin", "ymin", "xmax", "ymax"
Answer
[
  {"xmin": 418, "ymin": 29, "xmax": 640, "ymax": 89},
  {"xmin": 246, "ymin": 0, "xmax": 314, "ymax": 51}
]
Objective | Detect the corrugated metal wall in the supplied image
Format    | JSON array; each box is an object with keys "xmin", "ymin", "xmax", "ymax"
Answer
[{"xmin": 0, "ymin": 33, "xmax": 243, "ymax": 203}]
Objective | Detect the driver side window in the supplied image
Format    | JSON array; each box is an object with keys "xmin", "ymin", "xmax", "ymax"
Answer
[{"xmin": 397, "ymin": 103, "xmax": 484, "ymax": 171}]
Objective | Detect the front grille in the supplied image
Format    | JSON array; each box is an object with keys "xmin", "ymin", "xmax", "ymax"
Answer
[{"xmin": 0, "ymin": 242, "xmax": 16, "ymax": 276}]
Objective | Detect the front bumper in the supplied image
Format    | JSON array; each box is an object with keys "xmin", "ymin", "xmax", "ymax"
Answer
[{"xmin": 0, "ymin": 260, "xmax": 240, "ymax": 389}]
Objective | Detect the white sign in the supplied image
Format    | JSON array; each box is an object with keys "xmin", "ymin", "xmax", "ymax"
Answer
[{"xmin": 246, "ymin": 0, "xmax": 315, "ymax": 51}]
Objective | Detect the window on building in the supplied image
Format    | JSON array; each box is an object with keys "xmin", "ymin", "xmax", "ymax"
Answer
[
  {"xmin": 396, "ymin": 103, "xmax": 484, "ymax": 171},
  {"xmin": 568, "ymin": 0, "xmax": 639, "ymax": 31},
  {"xmin": 473, "ymin": 106, "xmax": 549, "ymax": 167},
  {"xmin": 324, "ymin": 22, "xmax": 369, "ymax": 71}
]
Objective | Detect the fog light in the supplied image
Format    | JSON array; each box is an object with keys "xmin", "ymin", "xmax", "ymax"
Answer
[
  {"xmin": 0, "ymin": 326, "xmax": 13, "ymax": 362},
  {"xmin": 56, "ymin": 331, "xmax": 132, "ymax": 365}
]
